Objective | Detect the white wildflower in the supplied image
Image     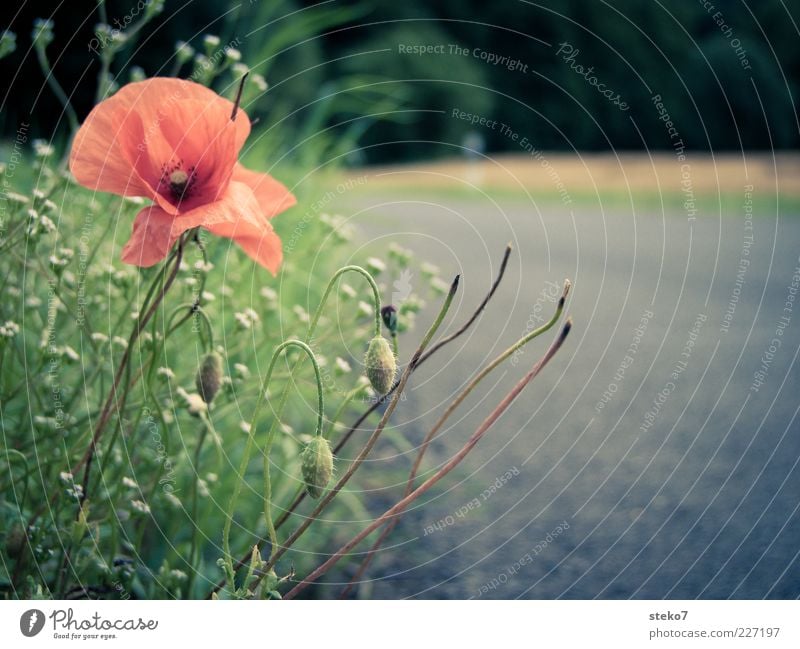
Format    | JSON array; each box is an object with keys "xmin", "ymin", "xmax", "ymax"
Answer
[
  {"xmin": 157, "ymin": 367, "xmax": 175, "ymax": 380},
  {"xmin": 366, "ymin": 257, "xmax": 386, "ymax": 274},
  {"xmin": 335, "ymin": 357, "xmax": 352, "ymax": 374},
  {"xmin": 0, "ymin": 320, "xmax": 20, "ymax": 338},
  {"xmin": 131, "ymin": 499, "xmax": 151, "ymax": 514},
  {"xmin": 234, "ymin": 311, "xmax": 252, "ymax": 329},
  {"xmin": 176, "ymin": 387, "xmax": 207, "ymax": 415},
  {"xmin": 357, "ymin": 301, "xmax": 373, "ymax": 318}
]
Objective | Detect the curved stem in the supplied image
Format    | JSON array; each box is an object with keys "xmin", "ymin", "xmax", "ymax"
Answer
[
  {"xmin": 166, "ymin": 302, "xmax": 215, "ymax": 351},
  {"xmin": 253, "ymin": 276, "xmax": 459, "ymax": 585},
  {"xmin": 221, "ymin": 340, "xmax": 323, "ymax": 594},
  {"xmin": 309, "ymin": 265, "xmax": 382, "ymax": 339}
]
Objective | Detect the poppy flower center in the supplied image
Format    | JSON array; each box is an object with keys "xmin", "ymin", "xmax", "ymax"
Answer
[{"xmin": 161, "ymin": 163, "xmax": 197, "ymax": 203}]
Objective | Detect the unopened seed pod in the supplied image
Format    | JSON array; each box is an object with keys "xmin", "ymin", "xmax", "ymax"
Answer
[
  {"xmin": 196, "ymin": 351, "xmax": 223, "ymax": 404},
  {"xmin": 301, "ymin": 437, "xmax": 334, "ymax": 499},
  {"xmin": 365, "ymin": 335, "xmax": 396, "ymax": 395}
]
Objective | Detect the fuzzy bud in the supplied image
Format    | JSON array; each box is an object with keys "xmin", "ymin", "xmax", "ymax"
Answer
[
  {"xmin": 196, "ymin": 351, "xmax": 223, "ymax": 404},
  {"xmin": 301, "ymin": 437, "xmax": 334, "ymax": 499},
  {"xmin": 365, "ymin": 335, "xmax": 396, "ymax": 394}
]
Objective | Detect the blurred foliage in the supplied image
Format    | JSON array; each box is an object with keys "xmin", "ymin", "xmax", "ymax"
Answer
[{"xmin": 2, "ymin": 0, "xmax": 797, "ymax": 164}]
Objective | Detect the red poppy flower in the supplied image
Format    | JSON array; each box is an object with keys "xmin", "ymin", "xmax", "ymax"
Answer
[{"xmin": 69, "ymin": 78, "xmax": 295, "ymax": 274}]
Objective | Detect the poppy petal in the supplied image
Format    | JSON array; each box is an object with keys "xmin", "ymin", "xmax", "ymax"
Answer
[
  {"xmin": 232, "ymin": 164, "xmax": 297, "ymax": 218},
  {"xmin": 121, "ymin": 205, "xmax": 179, "ymax": 267},
  {"xmin": 70, "ymin": 78, "xmax": 250, "ymax": 212},
  {"xmin": 201, "ymin": 181, "xmax": 284, "ymax": 275}
]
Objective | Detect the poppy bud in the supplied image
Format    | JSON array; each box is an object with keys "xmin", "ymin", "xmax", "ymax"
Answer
[
  {"xmin": 301, "ymin": 437, "xmax": 334, "ymax": 499},
  {"xmin": 381, "ymin": 305, "xmax": 398, "ymax": 334},
  {"xmin": 365, "ymin": 335, "xmax": 397, "ymax": 395},
  {"xmin": 196, "ymin": 351, "xmax": 223, "ymax": 404}
]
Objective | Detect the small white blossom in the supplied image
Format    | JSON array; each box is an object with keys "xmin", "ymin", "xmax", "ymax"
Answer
[
  {"xmin": 0, "ymin": 320, "xmax": 20, "ymax": 338},
  {"xmin": 60, "ymin": 345, "xmax": 80, "ymax": 362},
  {"xmin": 6, "ymin": 191, "xmax": 29, "ymax": 205},
  {"xmin": 112, "ymin": 336, "xmax": 128, "ymax": 349},
  {"xmin": 366, "ymin": 257, "xmax": 386, "ymax": 274},
  {"xmin": 430, "ymin": 277, "xmax": 450, "ymax": 295},
  {"xmin": 234, "ymin": 311, "xmax": 252, "ymax": 329},
  {"xmin": 357, "ymin": 301, "xmax": 373, "ymax": 318},
  {"xmin": 251, "ymin": 73, "xmax": 268, "ymax": 92},
  {"xmin": 260, "ymin": 286, "xmax": 277, "ymax": 301},
  {"xmin": 131, "ymin": 499, "xmax": 151, "ymax": 514},
  {"xmin": 233, "ymin": 363, "xmax": 250, "ymax": 379},
  {"xmin": 421, "ymin": 262, "xmax": 440, "ymax": 277},
  {"xmin": 32, "ymin": 139, "xmax": 55, "ymax": 158},
  {"xmin": 91, "ymin": 332, "xmax": 109, "ymax": 344},
  {"xmin": 292, "ymin": 305, "xmax": 309, "ymax": 323},
  {"xmin": 335, "ymin": 357, "xmax": 352, "ymax": 374},
  {"xmin": 122, "ymin": 477, "xmax": 138, "ymax": 489},
  {"xmin": 176, "ymin": 387, "xmax": 207, "ymax": 415},
  {"xmin": 197, "ymin": 479, "xmax": 209, "ymax": 498},
  {"xmin": 224, "ymin": 47, "xmax": 241, "ymax": 62},
  {"xmin": 38, "ymin": 215, "xmax": 57, "ymax": 233},
  {"xmin": 157, "ymin": 367, "xmax": 175, "ymax": 380},
  {"xmin": 340, "ymin": 283, "xmax": 356, "ymax": 300}
]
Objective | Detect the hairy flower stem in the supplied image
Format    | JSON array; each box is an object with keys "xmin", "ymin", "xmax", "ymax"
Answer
[
  {"xmin": 186, "ymin": 412, "xmax": 215, "ymax": 598},
  {"xmin": 252, "ymin": 275, "xmax": 459, "ymax": 587},
  {"xmin": 286, "ymin": 319, "xmax": 572, "ymax": 599},
  {"xmin": 342, "ymin": 279, "xmax": 571, "ymax": 595},
  {"xmin": 75, "ymin": 232, "xmax": 190, "ymax": 509},
  {"xmin": 221, "ymin": 340, "xmax": 323, "ymax": 593}
]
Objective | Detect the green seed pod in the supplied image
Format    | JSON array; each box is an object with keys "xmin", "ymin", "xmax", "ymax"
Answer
[
  {"xmin": 5, "ymin": 523, "xmax": 27, "ymax": 558},
  {"xmin": 301, "ymin": 437, "xmax": 334, "ymax": 499},
  {"xmin": 365, "ymin": 335, "xmax": 397, "ymax": 395},
  {"xmin": 196, "ymin": 351, "xmax": 223, "ymax": 404}
]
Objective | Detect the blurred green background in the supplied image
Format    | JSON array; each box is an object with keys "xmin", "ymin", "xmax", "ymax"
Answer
[{"xmin": 1, "ymin": 0, "xmax": 797, "ymax": 164}]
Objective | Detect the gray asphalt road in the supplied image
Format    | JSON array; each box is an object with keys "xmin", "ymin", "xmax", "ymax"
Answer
[{"xmin": 322, "ymin": 188, "xmax": 799, "ymax": 599}]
